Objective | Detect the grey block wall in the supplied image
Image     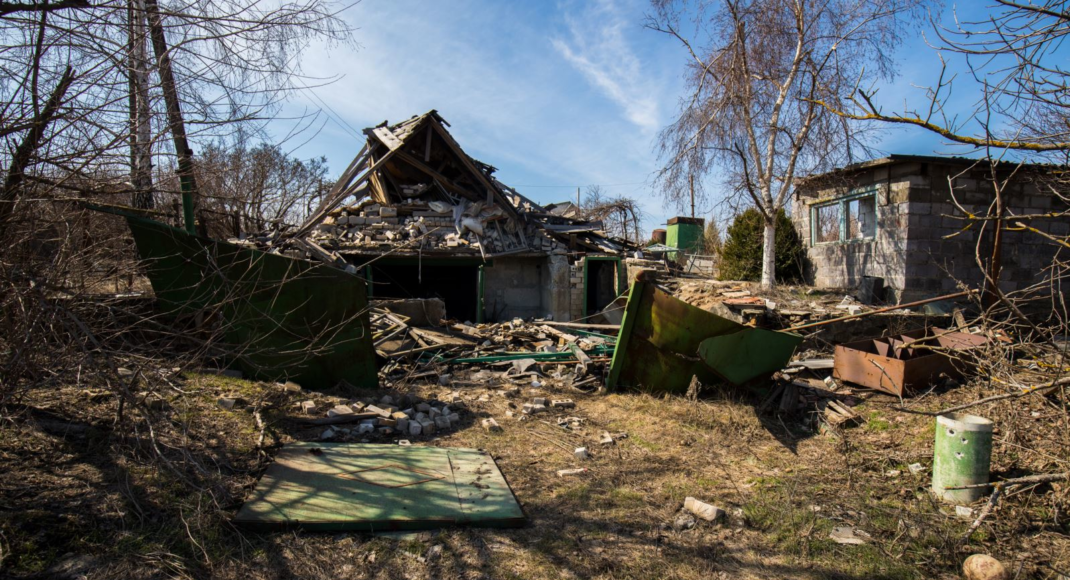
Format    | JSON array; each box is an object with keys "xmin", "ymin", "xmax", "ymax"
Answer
[{"xmin": 483, "ymin": 257, "xmax": 547, "ymax": 321}]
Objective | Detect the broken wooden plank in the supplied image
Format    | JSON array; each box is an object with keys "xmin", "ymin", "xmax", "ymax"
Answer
[
  {"xmin": 541, "ymin": 321, "xmax": 621, "ymax": 331},
  {"xmin": 788, "ymin": 358, "xmax": 835, "ymax": 370},
  {"xmin": 297, "ymin": 237, "xmax": 350, "ymax": 268},
  {"xmin": 371, "ymin": 126, "xmax": 404, "ymax": 151}
]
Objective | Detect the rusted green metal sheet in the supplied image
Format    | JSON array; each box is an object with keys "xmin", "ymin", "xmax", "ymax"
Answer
[
  {"xmin": 124, "ymin": 214, "xmax": 378, "ymax": 389},
  {"xmin": 234, "ymin": 443, "xmax": 526, "ymax": 531},
  {"xmin": 607, "ymin": 280, "xmax": 801, "ymax": 393},
  {"xmin": 696, "ymin": 327, "xmax": 803, "ymax": 386}
]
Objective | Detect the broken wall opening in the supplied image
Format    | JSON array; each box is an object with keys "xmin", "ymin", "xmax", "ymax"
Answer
[
  {"xmin": 368, "ymin": 260, "xmax": 480, "ymax": 323},
  {"xmin": 585, "ymin": 258, "xmax": 620, "ymax": 316}
]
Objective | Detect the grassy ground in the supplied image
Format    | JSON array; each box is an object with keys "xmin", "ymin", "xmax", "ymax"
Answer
[{"xmin": 1, "ymin": 368, "xmax": 1067, "ymax": 579}]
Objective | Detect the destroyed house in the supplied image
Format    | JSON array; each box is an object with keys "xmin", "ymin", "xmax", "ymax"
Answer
[
  {"xmin": 287, "ymin": 111, "xmax": 632, "ymax": 322},
  {"xmin": 791, "ymin": 155, "xmax": 1068, "ymax": 302}
]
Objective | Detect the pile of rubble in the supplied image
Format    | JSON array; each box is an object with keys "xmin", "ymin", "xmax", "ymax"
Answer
[
  {"xmin": 304, "ymin": 198, "xmax": 575, "ymax": 257},
  {"xmin": 366, "ymin": 301, "xmax": 615, "ymax": 387},
  {"xmin": 296, "ymin": 392, "xmax": 469, "ymax": 441},
  {"xmin": 230, "ymin": 110, "xmax": 632, "ymax": 263}
]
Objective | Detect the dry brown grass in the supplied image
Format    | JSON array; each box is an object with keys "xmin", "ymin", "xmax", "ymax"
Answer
[{"xmin": 1, "ymin": 368, "xmax": 1067, "ymax": 579}]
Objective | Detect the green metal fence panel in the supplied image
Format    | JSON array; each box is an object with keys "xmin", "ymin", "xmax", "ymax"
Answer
[
  {"xmin": 125, "ymin": 215, "xmax": 378, "ymax": 389},
  {"xmin": 607, "ymin": 279, "xmax": 800, "ymax": 392}
]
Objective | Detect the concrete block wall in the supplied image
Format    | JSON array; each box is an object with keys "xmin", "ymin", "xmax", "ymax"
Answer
[
  {"xmin": 900, "ymin": 164, "xmax": 1065, "ymax": 298},
  {"xmin": 794, "ymin": 159, "xmax": 1067, "ymax": 301},
  {"xmin": 568, "ymin": 258, "xmax": 585, "ymax": 321},
  {"xmin": 623, "ymin": 258, "xmax": 668, "ymax": 286},
  {"xmin": 483, "ymin": 257, "xmax": 547, "ymax": 321},
  {"xmin": 792, "ymin": 169, "xmax": 908, "ymax": 296},
  {"xmin": 483, "ymin": 254, "xmax": 631, "ymax": 323}
]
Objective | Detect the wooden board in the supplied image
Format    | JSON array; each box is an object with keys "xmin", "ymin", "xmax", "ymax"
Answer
[{"xmin": 372, "ymin": 126, "xmax": 404, "ymax": 151}]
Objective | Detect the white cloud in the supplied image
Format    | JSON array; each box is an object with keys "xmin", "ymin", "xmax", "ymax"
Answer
[{"xmin": 551, "ymin": 0, "xmax": 660, "ymax": 132}]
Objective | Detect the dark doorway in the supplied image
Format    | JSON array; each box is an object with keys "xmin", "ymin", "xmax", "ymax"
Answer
[
  {"xmin": 371, "ymin": 263, "xmax": 479, "ymax": 322},
  {"xmin": 585, "ymin": 259, "xmax": 618, "ymax": 316}
]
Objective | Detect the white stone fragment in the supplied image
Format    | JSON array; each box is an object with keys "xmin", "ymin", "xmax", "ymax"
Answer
[{"xmin": 684, "ymin": 497, "xmax": 726, "ymax": 522}]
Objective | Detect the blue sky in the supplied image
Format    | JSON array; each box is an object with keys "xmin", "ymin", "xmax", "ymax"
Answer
[{"xmin": 269, "ymin": 0, "xmax": 1013, "ymax": 235}]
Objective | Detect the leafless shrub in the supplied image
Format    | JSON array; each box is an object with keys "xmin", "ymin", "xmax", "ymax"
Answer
[{"xmin": 0, "ymin": 2, "xmax": 358, "ymax": 566}]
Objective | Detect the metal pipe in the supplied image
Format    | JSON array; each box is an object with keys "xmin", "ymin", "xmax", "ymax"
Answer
[{"xmin": 784, "ymin": 290, "xmax": 976, "ymax": 332}]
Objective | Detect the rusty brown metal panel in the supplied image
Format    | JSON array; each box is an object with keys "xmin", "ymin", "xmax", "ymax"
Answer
[{"xmin": 833, "ymin": 329, "xmax": 987, "ymax": 395}]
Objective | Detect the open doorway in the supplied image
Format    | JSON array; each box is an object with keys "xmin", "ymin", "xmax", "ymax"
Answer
[
  {"xmin": 370, "ymin": 262, "xmax": 480, "ymax": 322},
  {"xmin": 585, "ymin": 258, "xmax": 620, "ymax": 316}
]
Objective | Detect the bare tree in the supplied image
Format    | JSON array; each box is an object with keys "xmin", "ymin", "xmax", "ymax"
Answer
[
  {"xmin": 648, "ymin": 0, "xmax": 923, "ymax": 289},
  {"xmin": 824, "ymin": 1, "xmax": 1070, "ymax": 155},
  {"xmin": 0, "ymin": 0, "xmax": 352, "ymax": 227},
  {"xmin": 581, "ymin": 185, "xmax": 645, "ymax": 243},
  {"xmin": 0, "ymin": 0, "xmax": 355, "ymax": 537},
  {"xmin": 196, "ymin": 138, "xmax": 330, "ymax": 238}
]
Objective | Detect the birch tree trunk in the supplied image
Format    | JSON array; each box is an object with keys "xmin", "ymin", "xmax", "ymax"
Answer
[
  {"xmin": 128, "ymin": 0, "xmax": 154, "ymax": 209},
  {"xmin": 760, "ymin": 217, "xmax": 776, "ymax": 289}
]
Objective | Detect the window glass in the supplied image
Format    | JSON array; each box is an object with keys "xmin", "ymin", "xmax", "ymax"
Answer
[
  {"xmin": 848, "ymin": 196, "xmax": 876, "ymax": 239},
  {"xmin": 814, "ymin": 203, "xmax": 840, "ymax": 243}
]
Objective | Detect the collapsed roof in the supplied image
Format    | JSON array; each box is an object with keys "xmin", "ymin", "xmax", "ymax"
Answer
[{"xmin": 253, "ymin": 111, "xmax": 631, "ymax": 263}]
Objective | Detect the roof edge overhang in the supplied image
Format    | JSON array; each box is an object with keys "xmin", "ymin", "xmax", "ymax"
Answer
[{"xmin": 795, "ymin": 154, "xmax": 1062, "ymax": 188}]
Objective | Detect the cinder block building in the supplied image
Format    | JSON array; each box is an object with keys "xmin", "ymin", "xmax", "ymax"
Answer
[{"xmin": 791, "ymin": 155, "xmax": 1067, "ymax": 302}]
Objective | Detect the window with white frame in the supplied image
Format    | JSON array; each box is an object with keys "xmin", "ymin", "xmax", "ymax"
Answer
[{"xmin": 811, "ymin": 187, "xmax": 878, "ymax": 245}]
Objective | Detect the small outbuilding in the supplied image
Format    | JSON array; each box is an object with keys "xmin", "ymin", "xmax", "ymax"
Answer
[{"xmin": 791, "ymin": 155, "xmax": 1067, "ymax": 302}]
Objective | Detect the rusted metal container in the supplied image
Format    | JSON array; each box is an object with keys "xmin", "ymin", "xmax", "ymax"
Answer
[{"xmin": 832, "ymin": 329, "xmax": 987, "ymax": 395}]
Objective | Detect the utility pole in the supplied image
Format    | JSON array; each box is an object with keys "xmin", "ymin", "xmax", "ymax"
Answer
[
  {"xmin": 576, "ymin": 186, "xmax": 580, "ymax": 207},
  {"xmin": 689, "ymin": 174, "xmax": 695, "ymax": 218}
]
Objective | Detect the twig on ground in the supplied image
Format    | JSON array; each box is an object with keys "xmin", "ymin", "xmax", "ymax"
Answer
[{"xmin": 963, "ymin": 485, "xmax": 1003, "ymax": 541}]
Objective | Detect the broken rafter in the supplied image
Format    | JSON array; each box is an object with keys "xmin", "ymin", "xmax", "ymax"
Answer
[
  {"xmin": 292, "ymin": 237, "xmax": 347, "ymax": 268},
  {"xmin": 394, "ymin": 149, "xmax": 482, "ymax": 202},
  {"xmin": 293, "ymin": 143, "xmax": 399, "ymax": 238},
  {"xmin": 428, "ymin": 121, "xmax": 522, "ymax": 223},
  {"xmin": 308, "ymin": 143, "xmax": 369, "ymax": 217}
]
